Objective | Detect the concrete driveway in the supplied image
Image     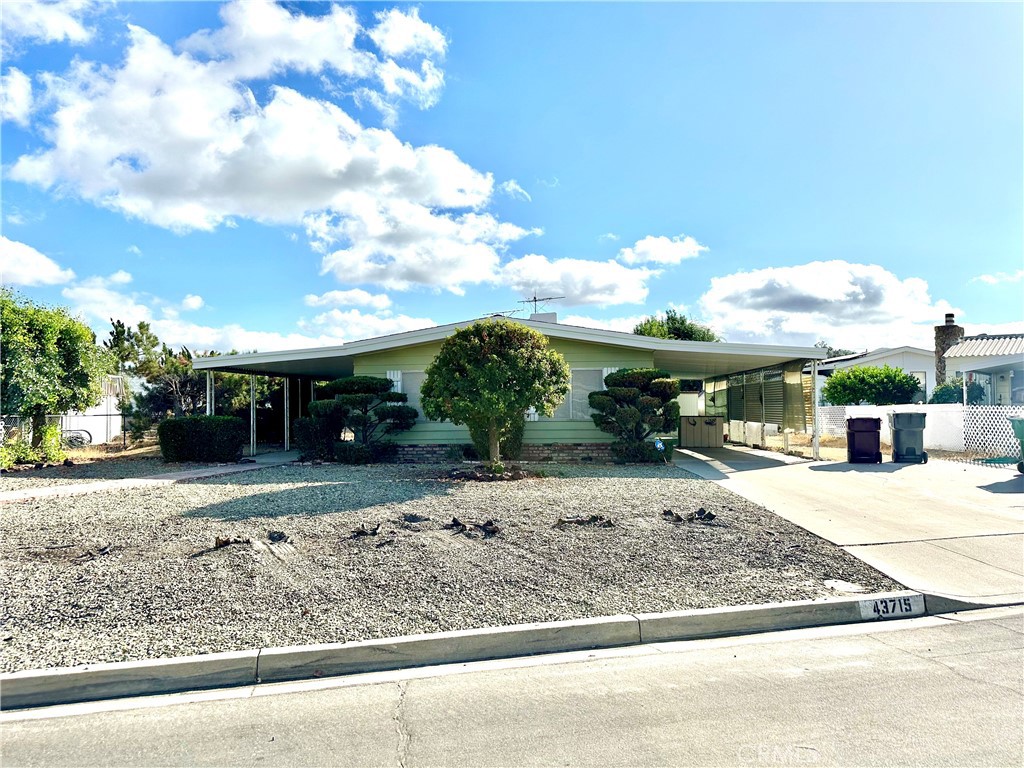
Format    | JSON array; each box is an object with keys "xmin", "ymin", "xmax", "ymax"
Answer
[{"xmin": 674, "ymin": 446, "xmax": 1024, "ymax": 606}]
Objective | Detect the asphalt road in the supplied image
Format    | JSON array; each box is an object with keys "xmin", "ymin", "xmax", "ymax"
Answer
[{"xmin": 3, "ymin": 607, "xmax": 1021, "ymax": 767}]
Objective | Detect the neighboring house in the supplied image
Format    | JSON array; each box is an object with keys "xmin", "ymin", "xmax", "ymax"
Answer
[
  {"xmin": 807, "ymin": 346, "xmax": 935, "ymax": 404},
  {"xmin": 944, "ymin": 333, "xmax": 1024, "ymax": 405},
  {"xmin": 59, "ymin": 375, "xmax": 126, "ymax": 444},
  {"xmin": 194, "ymin": 315, "xmax": 824, "ymax": 456}
]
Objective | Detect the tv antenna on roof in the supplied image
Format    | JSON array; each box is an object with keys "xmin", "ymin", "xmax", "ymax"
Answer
[{"xmin": 518, "ymin": 291, "xmax": 565, "ymax": 315}]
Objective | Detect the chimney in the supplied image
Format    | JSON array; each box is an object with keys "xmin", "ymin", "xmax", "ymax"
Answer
[
  {"xmin": 934, "ymin": 313, "xmax": 964, "ymax": 386},
  {"xmin": 530, "ymin": 312, "xmax": 558, "ymax": 323}
]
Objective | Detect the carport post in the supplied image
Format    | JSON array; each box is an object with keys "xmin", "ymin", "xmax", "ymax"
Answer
[
  {"xmin": 811, "ymin": 360, "xmax": 820, "ymax": 461},
  {"xmin": 205, "ymin": 372, "xmax": 213, "ymax": 416},
  {"xmin": 249, "ymin": 375, "xmax": 256, "ymax": 458},
  {"xmin": 283, "ymin": 377, "xmax": 290, "ymax": 452},
  {"xmin": 962, "ymin": 375, "xmax": 968, "ymax": 405}
]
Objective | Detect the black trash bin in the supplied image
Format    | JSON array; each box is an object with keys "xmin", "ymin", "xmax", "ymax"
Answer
[
  {"xmin": 846, "ymin": 417, "xmax": 882, "ymax": 464},
  {"xmin": 889, "ymin": 412, "xmax": 927, "ymax": 464}
]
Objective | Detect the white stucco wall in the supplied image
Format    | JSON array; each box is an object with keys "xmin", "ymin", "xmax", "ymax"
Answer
[{"xmin": 841, "ymin": 404, "xmax": 964, "ymax": 451}]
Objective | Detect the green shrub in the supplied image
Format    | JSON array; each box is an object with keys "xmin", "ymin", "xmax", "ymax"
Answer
[
  {"xmin": 444, "ymin": 444, "xmax": 466, "ymax": 461},
  {"xmin": 319, "ymin": 376, "xmax": 416, "ymax": 446},
  {"xmin": 611, "ymin": 440, "xmax": 661, "ymax": 463},
  {"xmin": 38, "ymin": 423, "xmax": 65, "ymax": 464},
  {"xmin": 0, "ymin": 437, "xmax": 39, "ymax": 468},
  {"xmin": 822, "ymin": 365, "xmax": 922, "ymax": 406},
  {"xmin": 929, "ymin": 377, "xmax": 985, "ymax": 405},
  {"xmin": 157, "ymin": 416, "xmax": 247, "ymax": 462},
  {"xmin": 333, "ymin": 441, "xmax": 399, "ymax": 464},
  {"xmin": 293, "ymin": 417, "xmax": 333, "ymax": 461}
]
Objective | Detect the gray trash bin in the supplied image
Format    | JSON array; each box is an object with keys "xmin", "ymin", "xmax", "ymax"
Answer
[{"xmin": 889, "ymin": 412, "xmax": 927, "ymax": 464}]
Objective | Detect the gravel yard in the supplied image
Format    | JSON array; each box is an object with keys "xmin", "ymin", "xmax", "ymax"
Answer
[
  {"xmin": 0, "ymin": 462, "xmax": 901, "ymax": 673},
  {"xmin": 0, "ymin": 457, "xmax": 212, "ymax": 490}
]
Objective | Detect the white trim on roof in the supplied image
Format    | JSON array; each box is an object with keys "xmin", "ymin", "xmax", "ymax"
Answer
[{"xmin": 193, "ymin": 315, "xmax": 826, "ymax": 377}]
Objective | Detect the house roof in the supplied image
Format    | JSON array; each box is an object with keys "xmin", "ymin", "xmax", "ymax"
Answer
[
  {"xmin": 944, "ymin": 333, "xmax": 1024, "ymax": 359},
  {"xmin": 805, "ymin": 346, "xmax": 931, "ymax": 373},
  {"xmin": 943, "ymin": 333, "xmax": 1024, "ymax": 375},
  {"xmin": 192, "ymin": 316, "xmax": 826, "ymax": 380}
]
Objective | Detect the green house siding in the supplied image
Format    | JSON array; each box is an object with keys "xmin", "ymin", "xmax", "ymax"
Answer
[{"xmin": 351, "ymin": 336, "xmax": 654, "ymax": 445}]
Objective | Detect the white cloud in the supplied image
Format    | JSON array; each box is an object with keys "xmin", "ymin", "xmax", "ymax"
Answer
[
  {"xmin": 500, "ymin": 254, "xmax": 657, "ymax": 307},
  {"xmin": 299, "ymin": 308, "xmax": 435, "ymax": 342},
  {"xmin": 1, "ymin": 68, "xmax": 33, "ymax": 126},
  {"xmin": 182, "ymin": 294, "xmax": 205, "ymax": 311},
  {"xmin": 315, "ymin": 207, "xmax": 539, "ymax": 294},
  {"xmin": 971, "ymin": 269, "xmax": 1024, "ymax": 285},
  {"xmin": 1, "ymin": 0, "xmax": 102, "ymax": 49},
  {"xmin": 9, "ymin": 5, "xmax": 522, "ymax": 295},
  {"xmin": 127, "ymin": 244, "xmax": 142, "ymax": 256},
  {"xmin": 598, "ymin": 232, "xmax": 619, "ymax": 243},
  {"xmin": 304, "ymin": 289, "xmax": 392, "ymax": 310},
  {"xmin": 560, "ymin": 314, "xmax": 650, "ymax": 333},
  {"xmin": 498, "ymin": 179, "xmax": 532, "ymax": 202},
  {"xmin": 62, "ymin": 274, "xmax": 152, "ymax": 327},
  {"xmin": 698, "ymin": 260, "xmax": 960, "ymax": 350},
  {"xmin": 617, "ymin": 234, "xmax": 708, "ymax": 266},
  {"xmin": 368, "ymin": 7, "xmax": 447, "ymax": 59},
  {"xmin": 154, "ymin": 318, "xmax": 342, "ymax": 353},
  {"xmin": 0, "ymin": 236, "xmax": 75, "ymax": 285}
]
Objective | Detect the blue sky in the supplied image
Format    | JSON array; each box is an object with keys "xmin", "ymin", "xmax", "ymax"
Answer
[{"xmin": 2, "ymin": 0, "xmax": 1021, "ymax": 354}]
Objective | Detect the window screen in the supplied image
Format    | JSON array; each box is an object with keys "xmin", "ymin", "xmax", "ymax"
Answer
[
  {"xmin": 403, "ymin": 371, "xmax": 427, "ymax": 420},
  {"xmin": 571, "ymin": 369, "xmax": 604, "ymax": 421}
]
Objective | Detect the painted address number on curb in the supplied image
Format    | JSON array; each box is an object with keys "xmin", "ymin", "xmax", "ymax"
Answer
[{"xmin": 859, "ymin": 595, "xmax": 925, "ymax": 621}]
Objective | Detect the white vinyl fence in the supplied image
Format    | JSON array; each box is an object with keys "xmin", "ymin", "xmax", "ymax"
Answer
[{"xmin": 813, "ymin": 404, "xmax": 1024, "ymax": 457}]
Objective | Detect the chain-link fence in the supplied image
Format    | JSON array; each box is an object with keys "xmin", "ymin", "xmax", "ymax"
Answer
[{"xmin": 1, "ymin": 413, "xmax": 125, "ymax": 447}]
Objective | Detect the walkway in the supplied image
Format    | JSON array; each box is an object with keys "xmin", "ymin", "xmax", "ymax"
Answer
[
  {"xmin": 0, "ymin": 450, "xmax": 300, "ymax": 503},
  {"xmin": 674, "ymin": 446, "xmax": 1024, "ymax": 605}
]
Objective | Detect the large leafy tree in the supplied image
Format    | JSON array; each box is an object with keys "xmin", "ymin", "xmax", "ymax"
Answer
[
  {"xmin": 633, "ymin": 309, "xmax": 720, "ymax": 342},
  {"xmin": 420, "ymin": 319, "xmax": 570, "ymax": 464},
  {"xmin": 814, "ymin": 340, "xmax": 857, "ymax": 359},
  {"xmin": 588, "ymin": 368, "xmax": 680, "ymax": 462},
  {"xmin": 821, "ymin": 365, "xmax": 922, "ymax": 406},
  {"xmin": 1, "ymin": 290, "xmax": 111, "ymax": 445}
]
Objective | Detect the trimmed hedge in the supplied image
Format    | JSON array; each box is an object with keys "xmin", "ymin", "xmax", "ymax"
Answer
[
  {"xmin": 334, "ymin": 440, "xmax": 399, "ymax": 465},
  {"xmin": 157, "ymin": 416, "xmax": 248, "ymax": 462}
]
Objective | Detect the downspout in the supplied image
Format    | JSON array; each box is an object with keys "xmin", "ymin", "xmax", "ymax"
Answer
[
  {"xmin": 962, "ymin": 372, "xmax": 968, "ymax": 405},
  {"xmin": 811, "ymin": 359, "xmax": 820, "ymax": 461},
  {"xmin": 205, "ymin": 372, "xmax": 213, "ymax": 416}
]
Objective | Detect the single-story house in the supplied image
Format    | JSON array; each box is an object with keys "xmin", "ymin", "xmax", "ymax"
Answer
[
  {"xmin": 193, "ymin": 314, "xmax": 826, "ymax": 460},
  {"xmin": 944, "ymin": 333, "xmax": 1024, "ymax": 406},
  {"xmin": 806, "ymin": 346, "xmax": 935, "ymax": 404}
]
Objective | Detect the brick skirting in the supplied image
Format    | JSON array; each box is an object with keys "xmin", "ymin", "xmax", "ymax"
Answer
[{"xmin": 394, "ymin": 443, "xmax": 614, "ymax": 464}]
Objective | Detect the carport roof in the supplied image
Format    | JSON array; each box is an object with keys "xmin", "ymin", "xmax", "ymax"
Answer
[{"xmin": 191, "ymin": 317, "xmax": 826, "ymax": 380}]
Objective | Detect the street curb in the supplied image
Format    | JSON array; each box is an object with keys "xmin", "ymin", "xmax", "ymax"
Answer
[{"xmin": 0, "ymin": 590, "xmax": 1002, "ymax": 711}]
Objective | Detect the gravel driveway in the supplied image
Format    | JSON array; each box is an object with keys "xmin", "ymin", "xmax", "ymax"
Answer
[
  {"xmin": 0, "ymin": 462, "xmax": 901, "ymax": 673},
  {"xmin": 0, "ymin": 457, "xmax": 212, "ymax": 490}
]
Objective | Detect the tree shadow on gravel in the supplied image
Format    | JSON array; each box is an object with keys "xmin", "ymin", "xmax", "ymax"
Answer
[{"xmin": 182, "ymin": 478, "xmax": 456, "ymax": 521}]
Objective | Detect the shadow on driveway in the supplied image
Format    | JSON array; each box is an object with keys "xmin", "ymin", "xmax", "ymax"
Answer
[
  {"xmin": 979, "ymin": 476, "xmax": 1024, "ymax": 495},
  {"xmin": 809, "ymin": 462, "xmax": 914, "ymax": 474}
]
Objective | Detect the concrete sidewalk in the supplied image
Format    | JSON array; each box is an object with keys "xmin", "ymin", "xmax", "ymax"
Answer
[
  {"xmin": 675, "ymin": 446, "xmax": 1024, "ymax": 605},
  {"xmin": 0, "ymin": 450, "xmax": 300, "ymax": 503}
]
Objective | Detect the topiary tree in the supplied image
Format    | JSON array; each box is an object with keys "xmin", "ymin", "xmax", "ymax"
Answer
[
  {"xmin": 821, "ymin": 365, "xmax": 922, "ymax": 406},
  {"xmin": 929, "ymin": 377, "xmax": 985, "ymax": 405},
  {"xmin": 420, "ymin": 319, "xmax": 570, "ymax": 465},
  {"xmin": 1, "ymin": 289, "xmax": 111, "ymax": 448},
  {"xmin": 588, "ymin": 368, "xmax": 681, "ymax": 462},
  {"xmin": 321, "ymin": 376, "xmax": 417, "ymax": 448}
]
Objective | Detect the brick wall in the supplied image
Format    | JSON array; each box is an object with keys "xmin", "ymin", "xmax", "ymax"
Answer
[{"xmin": 394, "ymin": 443, "xmax": 614, "ymax": 463}]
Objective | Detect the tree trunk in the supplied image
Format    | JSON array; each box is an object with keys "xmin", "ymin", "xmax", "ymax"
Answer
[
  {"xmin": 488, "ymin": 419, "xmax": 501, "ymax": 464},
  {"xmin": 30, "ymin": 412, "xmax": 45, "ymax": 448}
]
